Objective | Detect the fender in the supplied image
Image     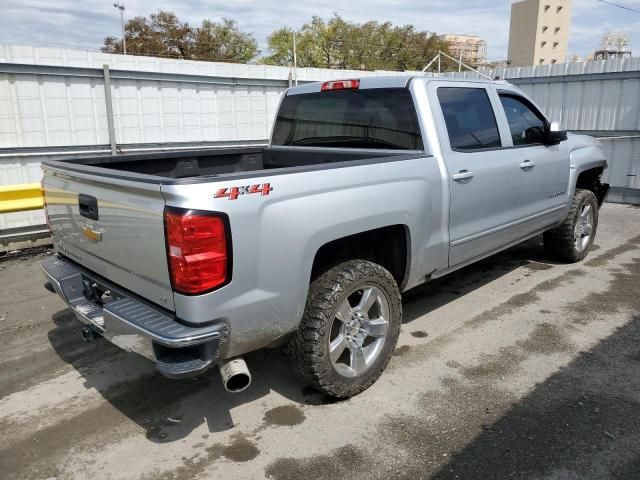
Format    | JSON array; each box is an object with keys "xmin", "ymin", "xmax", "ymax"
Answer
[{"xmin": 566, "ymin": 133, "xmax": 608, "ymax": 205}]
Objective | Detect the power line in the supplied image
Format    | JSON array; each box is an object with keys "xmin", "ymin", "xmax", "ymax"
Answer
[{"xmin": 597, "ymin": 0, "xmax": 640, "ymax": 15}]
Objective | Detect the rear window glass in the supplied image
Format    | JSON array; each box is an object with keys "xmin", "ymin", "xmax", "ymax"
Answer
[
  {"xmin": 272, "ymin": 88, "xmax": 424, "ymax": 150},
  {"xmin": 437, "ymin": 87, "xmax": 501, "ymax": 151}
]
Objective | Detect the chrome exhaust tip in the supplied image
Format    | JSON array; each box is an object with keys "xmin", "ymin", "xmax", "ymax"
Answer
[{"xmin": 218, "ymin": 357, "xmax": 251, "ymax": 393}]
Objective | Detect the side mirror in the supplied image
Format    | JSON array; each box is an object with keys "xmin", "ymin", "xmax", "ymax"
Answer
[{"xmin": 546, "ymin": 120, "xmax": 567, "ymax": 144}]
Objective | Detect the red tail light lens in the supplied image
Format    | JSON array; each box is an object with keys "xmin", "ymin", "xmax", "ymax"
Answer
[
  {"xmin": 164, "ymin": 208, "xmax": 230, "ymax": 294},
  {"xmin": 321, "ymin": 79, "xmax": 360, "ymax": 91}
]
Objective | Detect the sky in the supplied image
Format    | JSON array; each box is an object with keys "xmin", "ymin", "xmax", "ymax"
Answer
[{"xmin": 1, "ymin": 0, "xmax": 639, "ymax": 62}]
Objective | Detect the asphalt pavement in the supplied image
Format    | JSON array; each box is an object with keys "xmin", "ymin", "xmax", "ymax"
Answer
[{"xmin": 1, "ymin": 203, "xmax": 639, "ymax": 480}]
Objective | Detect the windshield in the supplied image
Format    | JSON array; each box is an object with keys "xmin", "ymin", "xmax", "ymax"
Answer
[{"xmin": 272, "ymin": 88, "xmax": 424, "ymax": 150}]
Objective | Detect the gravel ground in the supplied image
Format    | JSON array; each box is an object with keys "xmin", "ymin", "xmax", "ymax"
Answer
[{"xmin": 0, "ymin": 203, "xmax": 639, "ymax": 480}]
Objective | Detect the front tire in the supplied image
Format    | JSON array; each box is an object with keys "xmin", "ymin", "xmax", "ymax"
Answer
[
  {"xmin": 285, "ymin": 260, "xmax": 402, "ymax": 398},
  {"xmin": 543, "ymin": 188, "xmax": 599, "ymax": 263}
]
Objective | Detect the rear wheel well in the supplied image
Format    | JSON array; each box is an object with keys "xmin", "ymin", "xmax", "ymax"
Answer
[
  {"xmin": 311, "ymin": 225, "xmax": 409, "ymax": 289},
  {"xmin": 576, "ymin": 167, "xmax": 607, "ymax": 205}
]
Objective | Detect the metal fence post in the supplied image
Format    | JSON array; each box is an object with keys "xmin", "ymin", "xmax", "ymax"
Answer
[{"xmin": 102, "ymin": 64, "xmax": 117, "ymax": 156}]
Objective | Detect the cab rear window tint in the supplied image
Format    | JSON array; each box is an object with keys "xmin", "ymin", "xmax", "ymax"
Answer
[
  {"xmin": 272, "ymin": 88, "xmax": 423, "ymax": 150},
  {"xmin": 437, "ymin": 87, "xmax": 501, "ymax": 151}
]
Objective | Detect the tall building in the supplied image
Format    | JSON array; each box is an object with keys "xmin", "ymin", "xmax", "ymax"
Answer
[
  {"xmin": 507, "ymin": 0, "xmax": 572, "ymax": 67},
  {"xmin": 439, "ymin": 34, "xmax": 487, "ymax": 67}
]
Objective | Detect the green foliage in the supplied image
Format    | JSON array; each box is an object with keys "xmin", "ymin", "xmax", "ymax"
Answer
[
  {"xmin": 192, "ymin": 19, "xmax": 258, "ymax": 63},
  {"xmin": 102, "ymin": 10, "xmax": 454, "ymax": 71},
  {"xmin": 102, "ymin": 11, "xmax": 258, "ymax": 62},
  {"xmin": 264, "ymin": 14, "xmax": 454, "ymax": 71}
]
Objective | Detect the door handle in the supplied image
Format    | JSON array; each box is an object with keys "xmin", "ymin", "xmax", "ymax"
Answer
[
  {"xmin": 452, "ymin": 170, "xmax": 474, "ymax": 182},
  {"xmin": 519, "ymin": 160, "xmax": 536, "ymax": 170}
]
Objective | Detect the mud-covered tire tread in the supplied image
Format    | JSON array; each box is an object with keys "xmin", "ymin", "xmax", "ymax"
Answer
[
  {"xmin": 284, "ymin": 260, "xmax": 402, "ymax": 398},
  {"xmin": 543, "ymin": 188, "xmax": 598, "ymax": 263}
]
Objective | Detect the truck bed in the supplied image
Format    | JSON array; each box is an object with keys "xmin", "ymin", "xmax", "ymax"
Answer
[
  {"xmin": 41, "ymin": 144, "xmax": 424, "ymax": 313},
  {"xmin": 44, "ymin": 146, "xmax": 408, "ymax": 181}
]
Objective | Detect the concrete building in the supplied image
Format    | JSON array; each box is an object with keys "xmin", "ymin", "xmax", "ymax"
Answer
[
  {"xmin": 507, "ymin": 0, "xmax": 572, "ymax": 67},
  {"xmin": 439, "ymin": 34, "xmax": 487, "ymax": 66}
]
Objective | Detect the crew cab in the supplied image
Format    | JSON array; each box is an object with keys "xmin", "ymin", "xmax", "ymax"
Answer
[{"xmin": 41, "ymin": 76, "xmax": 608, "ymax": 398}]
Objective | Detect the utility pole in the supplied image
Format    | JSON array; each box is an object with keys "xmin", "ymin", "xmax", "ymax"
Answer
[
  {"xmin": 113, "ymin": 2, "xmax": 126, "ymax": 54},
  {"xmin": 293, "ymin": 31, "xmax": 298, "ymax": 86}
]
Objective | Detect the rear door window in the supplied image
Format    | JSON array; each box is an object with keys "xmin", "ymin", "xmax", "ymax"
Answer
[
  {"xmin": 437, "ymin": 87, "xmax": 502, "ymax": 151},
  {"xmin": 272, "ymin": 88, "xmax": 423, "ymax": 150}
]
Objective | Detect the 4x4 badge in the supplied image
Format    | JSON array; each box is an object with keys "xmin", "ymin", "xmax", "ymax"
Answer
[{"xmin": 214, "ymin": 183, "xmax": 273, "ymax": 200}]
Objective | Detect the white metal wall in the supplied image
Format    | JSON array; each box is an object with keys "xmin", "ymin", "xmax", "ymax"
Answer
[
  {"xmin": 599, "ymin": 138, "xmax": 640, "ymax": 189},
  {"xmin": 1, "ymin": 44, "xmax": 639, "ymax": 232},
  {"xmin": 0, "ymin": 156, "xmax": 45, "ymax": 231},
  {"xmin": 109, "ymin": 81, "xmax": 283, "ymax": 144},
  {"xmin": 516, "ymin": 79, "xmax": 640, "ymax": 132},
  {"xmin": 0, "ymin": 44, "xmax": 414, "ymax": 150},
  {"xmin": 0, "ymin": 44, "xmax": 413, "ymax": 231},
  {"xmin": 445, "ymin": 57, "xmax": 640, "ymax": 191},
  {"xmin": 0, "ymin": 74, "xmax": 109, "ymax": 147}
]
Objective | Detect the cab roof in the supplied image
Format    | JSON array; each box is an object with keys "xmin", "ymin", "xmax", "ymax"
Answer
[{"xmin": 286, "ymin": 75, "xmax": 508, "ymax": 95}]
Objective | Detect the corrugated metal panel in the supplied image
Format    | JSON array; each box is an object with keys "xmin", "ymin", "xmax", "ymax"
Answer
[
  {"xmin": 0, "ymin": 44, "xmax": 421, "ymax": 152},
  {"xmin": 0, "ymin": 44, "xmax": 415, "ymax": 81},
  {"xmin": 0, "ymin": 73, "xmax": 109, "ymax": 148},
  {"xmin": 515, "ymin": 77, "xmax": 640, "ymax": 131},
  {"xmin": 0, "ymin": 156, "xmax": 45, "ymax": 230},
  {"xmin": 0, "ymin": 73, "xmax": 282, "ymax": 149},
  {"xmin": 0, "ymin": 44, "xmax": 639, "ymax": 234},
  {"xmin": 600, "ymin": 137, "xmax": 640, "ymax": 189}
]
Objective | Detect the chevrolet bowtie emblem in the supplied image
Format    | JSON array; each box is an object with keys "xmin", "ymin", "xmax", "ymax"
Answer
[{"xmin": 82, "ymin": 225, "xmax": 102, "ymax": 242}]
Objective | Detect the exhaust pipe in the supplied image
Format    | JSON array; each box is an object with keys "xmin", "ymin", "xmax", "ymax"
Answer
[{"xmin": 219, "ymin": 357, "xmax": 251, "ymax": 393}]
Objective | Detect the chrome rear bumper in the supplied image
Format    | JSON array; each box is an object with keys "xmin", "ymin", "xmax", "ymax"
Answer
[{"xmin": 41, "ymin": 255, "xmax": 228, "ymax": 379}]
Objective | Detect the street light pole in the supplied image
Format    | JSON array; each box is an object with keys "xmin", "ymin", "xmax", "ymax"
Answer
[
  {"xmin": 113, "ymin": 2, "xmax": 126, "ymax": 54},
  {"xmin": 292, "ymin": 31, "xmax": 298, "ymax": 86}
]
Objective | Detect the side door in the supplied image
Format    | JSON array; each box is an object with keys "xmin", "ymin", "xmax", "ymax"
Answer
[
  {"xmin": 430, "ymin": 83, "xmax": 522, "ymax": 266},
  {"xmin": 495, "ymin": 91, "xmax": 570, "ymax": 233}
]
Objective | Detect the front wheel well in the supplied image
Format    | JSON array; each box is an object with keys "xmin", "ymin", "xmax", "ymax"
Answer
[
  {"xmin": 311, "ymin": 225, "xmax": 410, "ymax": 290},
  {"xmin": 576, "ymin": 167, "xmax": 608, "ymax": 206}
]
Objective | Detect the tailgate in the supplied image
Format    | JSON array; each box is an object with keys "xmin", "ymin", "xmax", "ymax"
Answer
[{"xmin": 43, "ymin": 166, "xmax": 175, "ymax": 311}]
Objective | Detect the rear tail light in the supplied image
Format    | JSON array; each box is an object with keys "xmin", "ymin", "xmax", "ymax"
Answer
[
  {"xmin": 164, "ymin": 208, "xmax": 231, "ymax": 295},
  {"xmin": 321, "ymin": 79, "xmax": 360, "ymax": 91}
]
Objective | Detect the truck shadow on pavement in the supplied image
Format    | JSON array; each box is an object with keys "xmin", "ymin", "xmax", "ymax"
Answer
[
  {"xmin": 402, "ymin": 235, "xmax": 561, "ymax": 323},
  {"xmin": 45, "ymin": 235, "xmax": 560, "ymax": 444},
  {"xmin": 427, "ymin": 314, "xmax": 640, "ymax": 480},
  {"xmin": 47, "ymin": 309, "xmax": 338, "ymax": 443}
]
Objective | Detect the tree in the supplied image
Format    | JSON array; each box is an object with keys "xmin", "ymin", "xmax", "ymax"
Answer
[
  {"xmin": 192, "ymin": 19, "xmax": 258, "ymax": 63},
  {"xmin": 263, "ymin": 14, "xmax": 453, "ymax": 71},
  {"xmin": 263, "ymin": 27, "xmax": 317, "ymax": 67},
  {"xmin": 101, "ymin": 11, "xmax": 258, "ymax": 63}
]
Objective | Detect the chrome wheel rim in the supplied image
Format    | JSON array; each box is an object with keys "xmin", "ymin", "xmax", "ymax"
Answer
[
  {"xmin": 574, "ymin": 203, "xmax": 594, "ymax": 252},
  {"xmin": 328, "ymin": 285, "xmax": 390, "ymax": 378}
]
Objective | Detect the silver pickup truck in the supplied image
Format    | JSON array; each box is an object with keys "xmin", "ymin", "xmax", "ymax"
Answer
[{"xmin": 41, "ymin": 76, "xmax": 608, "ymax": 398}]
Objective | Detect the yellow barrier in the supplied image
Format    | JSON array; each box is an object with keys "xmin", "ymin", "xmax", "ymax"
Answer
[{"xmin": 0, "ymin": 183, "xmax": 44, "ymax": 214}]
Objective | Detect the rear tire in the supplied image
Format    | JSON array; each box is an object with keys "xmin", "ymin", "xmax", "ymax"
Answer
[
  {"xmin": 543, "ymin": 188, "xmax": 599, "ymax": 263},
  {"xmin": 285, "ymin": 260, "xmax": 402, "ymax": 398}
]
